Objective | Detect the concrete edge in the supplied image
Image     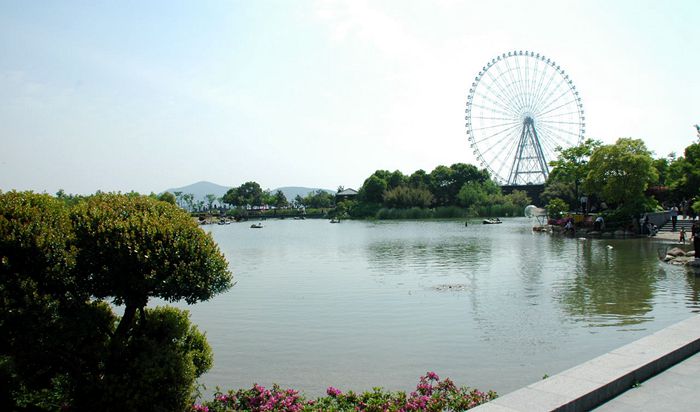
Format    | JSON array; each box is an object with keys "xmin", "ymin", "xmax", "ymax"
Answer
[{"xmin": 472, "ymin": 315, "xmax": 700, "ymax": 412}]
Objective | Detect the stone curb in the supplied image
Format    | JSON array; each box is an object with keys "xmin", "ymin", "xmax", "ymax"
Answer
[{"xmin": 471, "ymin": 315, "xmax": 700, "ymax": 412}]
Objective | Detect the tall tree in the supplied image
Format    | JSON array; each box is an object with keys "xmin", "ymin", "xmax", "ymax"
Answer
[
  {"xmin": 273, "ymin": 190, "xmax": 288, "ymax": 208},
  {"xmin": 205, "ymin": 193, "xmax": 217, "ymax": 211},
  {"xmin": 584, "ymin": 138, "xmax": 658, "ymax": 210},
  {"xmin": 547, "ymin": 139, "xmax": 602, "ymax": 206}
]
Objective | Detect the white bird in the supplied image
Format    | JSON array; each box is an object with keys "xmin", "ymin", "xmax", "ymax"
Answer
[{"xmin": 607, "ymin": 245, "xmax": 613, "ymax": 249}]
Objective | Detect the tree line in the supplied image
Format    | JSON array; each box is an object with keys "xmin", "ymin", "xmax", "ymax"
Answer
[{"xmin": 541, "ymin": 136, "xmax": 700, "ymax": 226}]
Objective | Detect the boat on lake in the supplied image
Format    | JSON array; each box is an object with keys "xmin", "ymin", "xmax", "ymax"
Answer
[
  {"xmin": 330, "ymin": 218, "xmax": 340, "ymax": 223},
  {"xmin": 483, "ymin": 218, "xmax": 502, "ymax": 225},
  {"xmin": 250, "ymin": 223, "xmax": 263, "ymax": 229}
]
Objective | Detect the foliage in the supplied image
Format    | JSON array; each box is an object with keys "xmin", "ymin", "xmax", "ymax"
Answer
[
  {"xmin": 545, "ymin": 198, "xmax": 568, "ymax": 219},
  {"xmin": 301, "ymin": 190, "xmax": 334, "ymax": 209},
  {"xmin": 540, "ymin": 181, "xmax": 575, "ymax": 207},
  {"xmin": 383, "ymin": 186, "xmax": 434, "ymax": 208},
  {"xmin": 100, "ymin": 306, "xmax": 213, "ymax": 412},
  {"xmin": 547, "ymin": 139, "xmax": 601, "ymax": 201},
  {"xmin": 158, "ymin": 191, "xmax": 178, "ymax": 205},
  {"xmin": 359, "ymin": 174, "xmax": 388, "ymax": 203},
  {"xmin": 224, "ymin": 182, "xmax": 264, "ymax": 207},
  {"xmin": 507, "ymin": 190, "xmax": 532, "ymax": 209},
  {"xmin": 1, "ymin": 191, "xmax": 232, "ymax": 411},
  {"xmin": 273, "ymin": 190, "xmax": 289, "ymax": 208},
  {"xmin": 194, "ymin": 372, "xmax": 496, "ymax": 412},
  {"xmin": 668, "ymin": 142, "xmax": 700, "ymax": 200},
  {"xmin": 584, "ymin": 138, "xmax": 658, "ymax": 213}
]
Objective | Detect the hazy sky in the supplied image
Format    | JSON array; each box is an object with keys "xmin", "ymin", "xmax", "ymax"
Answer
[{"xmin": 1, "ymin": 0, "xmax": 698, "ymax": 194}]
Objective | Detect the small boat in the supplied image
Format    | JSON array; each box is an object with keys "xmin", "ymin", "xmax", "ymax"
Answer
[
  {"xmin": 250, "ymin": 223, "xmax": 263, "ymax": 229},
  {"xmin": 483, "ymin": 218, "xmax": 502, "ymax": 225},
  {"xmin": 330, "ymin": 218, "xmax": 340, "ymax": 223}
]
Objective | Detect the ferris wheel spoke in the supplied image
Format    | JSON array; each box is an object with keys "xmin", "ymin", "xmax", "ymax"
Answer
[
  {"xmin": 469, "ymin": 102, "xmax": 517, "ymax": 119},
  {"xmin": 471, "ymin": 115, "xmax": 520, "ymax": 122},
  {"xmin": 471, "ymin": 122, "xmax": 521, "ymax": 145},
  {"xmin": 473, "ymin": 88, "xmax": 522, "ymax": 117},
  {"xmin": 535, "ymin": 86, "xmax": 570, "ymax": 118},
  {"xmin": 529, "ymin": 62, "xmax": 548, "ymax": 113},
  {"xmin": 531, "ymin": 65, "xmax": 558, "ymax": 115},
  {"xmin": 502, "ymin": 58, "xmax": 528, "ymax": 111},
  {"xmin": 513, "ymin": 56, "xmax": 528, "ymax": 111},
  {"xmin": 490, "ymin": 62, "xmax": 521, "ymax": 112},
  {"xmin": 536, "ymin": 98, "xmax": 579, "ymax": 118},
  {"xmin": 538, "ymin": 109, "xmax": 581, "ymax": 119},
  {"xmin": 492, "ymin": 132, "xmax": 521, "ymax": 181},
  {"xmin": 537, "ymin": 123, "xmax": 579, "ymax": 147},
  {"xmin": 489, "ymin": 66, "xmax": 524, "ymax": 115},
  {"xmin": 477, "ymin": 128, "xmax": 521, "ymax": 177},
  {"xmin": 480, "ymin": 81, "xmax": 524, "ymax": 116},
  {"xmin": 538, "ymin": 119, "xmax": 582, "ymax": 126},
  {"xmin": 470, "ymin": 120, "xmax": 520, "ymax": 132},
  {"xmin": 480, "ymin": 66, "xmax": 522, "ymax": 113},
  {"xmin": 535, "ymin": 128, "xmax": 567, "ymax": 160}
]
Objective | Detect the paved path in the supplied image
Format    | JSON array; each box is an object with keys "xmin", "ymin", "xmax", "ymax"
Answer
[
  {"xmin": 471, "ymin": 315, "xmax": 700, "ymax": 411},
  {"xmin": 593, "ymin": 351, "xmax": 700, "ymax": 411}
]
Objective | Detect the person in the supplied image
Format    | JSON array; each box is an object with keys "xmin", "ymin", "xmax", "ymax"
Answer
[
  {"xmin": 692, "ymin": 221, "xmax": 700, "ymax": 259},
  {"xmin": 643, "ymin": 214, "xmax": 650, "ymax": 235},
  {"xmin": 564, "ymin": 218, "xmax": 575, "ymax": 235},
  {"xmin": 670, "ymin": 205, "xmax": 679, "ymax": 231},
  {"xmin": 680, "ymin": 227, "xmax": 687, "ymax": 244},
  {"xmin": 594, "ymin": 215, "xmax": 604, "ymax": 231}
]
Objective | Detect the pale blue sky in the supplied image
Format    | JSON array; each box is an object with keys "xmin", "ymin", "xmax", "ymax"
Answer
[{"xmin": 1, "ymin": 0, "xmax": 698, "ymax": 194}]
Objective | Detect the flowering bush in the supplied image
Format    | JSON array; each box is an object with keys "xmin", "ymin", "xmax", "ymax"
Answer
[{"xmin": 193, "ymin": 372, "xmax": 496, "ymax": 412}]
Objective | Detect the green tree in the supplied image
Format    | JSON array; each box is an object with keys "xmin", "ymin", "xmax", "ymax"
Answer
[
  {"xmin": 546, "ymin": 198, "xmax": 569, "ymax": 219},
  {"xmin": 505, "ymin": 189, "xmax": 532, "ymax": 209},
  {"xmin": 303, "ymin": 190, "xmax": 334, "ymax": 209},
  {"xmin": 0, "ymin": 192, "xmax": 114, "ymax": 410},
  {"xmin": 584, "ymin": 138, "xmax": 658, "ymax": 211},
  {"xmin": 669, "ymin": 142, "xmax": 700, "ymax": 199},
  {"xmin": 408, "ymin": 169, "xmax": 430, "ymax": 188},
  {"xmin": 1, "ymin": 192, "xmax": 232, "ymax": 411},
  {"xmin": 222, "ymin": 187, "xmax": 240, "ymax": 207},
  {"xmin": 158, "ymin": 191, "xmax": 177, "ymax": 205},
  {"xmin": 236, "ymin": 182, "xmax": 264, "ymax": 206},
  {"xmin": 429, "ymin": 165, "xmax": 454, "ymax": 206},
  {"xmin": 182, "ymin": 193, "xmax": 195, "ymax": 211},
  {"xmin": 547, "ymin": 139, "xmax": 602, "ymax": 206},
  {"xmin": 273, "ymin": 190, "xmax": 288, "ymax": 208},
  {"xmin": 205, "ymin": 193, "xmax": 217, "ymax": 211},
  {"xmin": 359, "ymin": 174, "xmax": 388, "ymax": 203},
  {"xmin": 100, "ymin": 306, "xmax": 212, "ymax": 412},
  {"xmin": 383, "ymin": 186, "xmax": 434, "ymax": 208},
  {"xmin": 456, "ymin": 181, "xmax": 489, "ymax": 207}
]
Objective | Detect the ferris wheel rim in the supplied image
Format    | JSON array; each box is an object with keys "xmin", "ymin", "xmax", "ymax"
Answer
[{"xmin": 465, "ymin": 50, "xmax": 585, "ymax": 185}]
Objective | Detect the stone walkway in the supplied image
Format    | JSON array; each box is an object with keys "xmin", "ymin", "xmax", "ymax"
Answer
[
  {"xmin": 593, "ymin": 351, "xmax": 700, "ymax": 411},
  {"xmin": 471, "ymin": 315, "xmax": 700, "ymax": 411}
]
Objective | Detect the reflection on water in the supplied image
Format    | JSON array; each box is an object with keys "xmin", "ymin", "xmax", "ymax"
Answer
[{"xmin": 180, "ymin": 218, "xmax": 696, "ymax": 397}]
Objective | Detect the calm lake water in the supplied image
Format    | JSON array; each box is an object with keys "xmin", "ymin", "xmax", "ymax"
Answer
[{"xmin": 172, "ymin": 218, "xmax": 700, "ymax": 396}]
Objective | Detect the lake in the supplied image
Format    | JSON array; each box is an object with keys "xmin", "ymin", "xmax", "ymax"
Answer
[{"xmin": 173, "ymin": 218, "xmax": 700, "ymax": 396}]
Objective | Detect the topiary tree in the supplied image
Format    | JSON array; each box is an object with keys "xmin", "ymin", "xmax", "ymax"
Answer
[
  {"xmin": 0, "ymin": 192, "xmax": 115, "ymax": 410},
  {"xmin": 70, "ymin": 194, "xmax": 231, "ymax": 355},
  {"xmin": 100, "ymin": 306, "xmax": 213, "ymax": 412},
  {"xmin": 2, "ymin": 192, "xmax": 233, "ymax": 411}
]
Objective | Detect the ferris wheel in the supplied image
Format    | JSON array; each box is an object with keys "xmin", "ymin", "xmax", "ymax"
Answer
[{"xmin": 465, "ymin": 50, "xmax": 585, "ymax": 185}]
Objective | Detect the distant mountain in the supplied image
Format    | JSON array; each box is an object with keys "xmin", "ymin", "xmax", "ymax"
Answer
[
  {"xmin": 273, "ymin": 186, "xmax": 335, "ymax": 201},
  {"xmin": 163, "ymin": 181, "xmax": 231, "ymax": 201},
  {"xmin": 162, "ymin": 182, "xmax": 334, "ymax": 203}
]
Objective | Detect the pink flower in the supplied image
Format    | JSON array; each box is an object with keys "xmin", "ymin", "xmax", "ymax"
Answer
[
  {"xmin": 426, "ymin": 371, "xmax": 439, "ymax": 381},
  {"xmin": 327, "ymin": 386, "xmax": 343, "ymax": 397}
]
